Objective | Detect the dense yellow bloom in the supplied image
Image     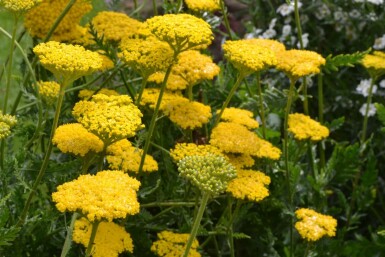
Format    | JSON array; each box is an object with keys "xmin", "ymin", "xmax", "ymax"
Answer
[
  {"xmin": 33, "ymin": 41, "xmax": 102, "ymax": 85},
  {"xmin": 140, "ymin": 88, "xmax": 183, "ymax": 109},
  {"xmin": 0, "ymin": 0, "xmax": 41, "ymax": 12},
  {"xmin": 170, "ymin": 143, "xmax": 223, "ymax": 162},
  {"xmin": 78, "ymin": 88, "xmax": 120, "ymax": 100},
  {"xmin": 72, "ymin": 94, "xmax": 143, "ymax": 144},
  {"xmin": 227, "ymin": 169, "xmax": 270, "ymax": 202},
  {"xmin": 275, "ymin": 49, "xmax": 325, "ymax": 81},
  {"xmin": 223, "ymin": 39, "xmax": 277, "ymax": 75},
  {"xmin": 52, "ymin": 123, "xmax": 104, "ymax": 157},
  {"xmin": 151, "ymin": 231, "xmax": 201, "ymax": 257},
  {"xmin": 24, "ymin": 0, "xmax": 92, "ymax": 42},
  {"xmin": 162, "ymin": 98, "xmax": 212, "ymax": 129},
  {"xmin": 295, "ymin": 208, "xmax": 337, "ymax": 241},
  {"xmin": 145, "ymin": 14, "xmax": 213, "ymax": 52},
  {"xmin": 91, "ymin": 11, "xmax": 142, "ymax": 42},
  {"xmin": 52, "ymin": 170, "xmax": 141, "ymax": 222},
  {"xmin": 218, "ymin": 107, "xmax": 259, "ymax": 129},
  {"xmin": 246, "ymin": 38, "xmax": 286, "ymax": 55},
  {"xmin": 106, "ymin": 139, "xmax": 158, "ymax": 173},
  {"xmin": 210, "ymin": 122, "xmax": 281, "ymax": 160},
  {"xmin": 288, "ymin": 113, "xmax": 329, "ymax": 141},
  {"xmin": 225, "ymin": 153, "xmax": 255, "ymax": 170},
  {"xmin": 97, "ymin": 53, "xmax": 115, "ymax": 71},
  {"xmin": 0, "ymin": 113, "xmax": 17, "ymax": 139},
  {"xmin": 37, "ymin": 81, "xmax": 60, "ymax": 105},
  {"xmin": 361, "ymin": 51, "xmax": 385, "ymax": 78},
  {"xmin": 148, "ymin": 72, "xmax": 188, "ymax": 91},
  {"xmin": 73, "ymin": 218, "xmax": 134, "ymax": 257},
  {"xmin": 184, "ymin": 0, "xmax": 220, "ymax": 12}
]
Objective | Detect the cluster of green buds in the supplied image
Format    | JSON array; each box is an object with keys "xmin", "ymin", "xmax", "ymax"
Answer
[
  {"xmin": 0, "ymin": 113, "xmax": 17, "ymax": 139},
  {"xmin": 177, "ymin": 153, "xmax": 237, "ymax": 196}
]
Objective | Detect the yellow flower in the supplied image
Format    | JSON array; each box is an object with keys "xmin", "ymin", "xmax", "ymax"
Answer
[
  {"xmin": 218, "ymin": 107, "xmax": 259, "ymax": 129},
  {"xmin": 227, "ymin": 169, "xmax": 270, "ymax": 202},
  {"xmin": 72, "ymin": 94, "xmax": 144, "ymax": 145},
  {"xmin": 24, "ymin": 0, "xmax": 92, "ymax": 42},
  {"xmin": 184, "ymin": 0, "xmax": 220, "ymax": 12},
  {"xmin": 145, "ymin": 14, "xmax": 213, "ymax": 52},
  {"xmin": 91, "ymin": 11, "xmax": 142, "ymax": 42},
  {"xmin": 106, "ymin": 139, "xmax": 158, "ymax": 173},
  {"xmin": 52, "ymin": 170, "xmax": 141, "ymax": 222},
  {"xmin": 151, "ymin": 231, "xmax": 201, "ymax": 257},
  {"xmin": 210, "ymin": 122, "xmax": 281, "ymax": 160},
  {"xmin": 78, "ymin": 88, "xmax": 120, "ymax": 100},
  {"xmin": 361, "ymin": 51, "xmax": 385, "ymax": 79},
  {"xmin": 246, "ymin": 38, "xmax": 286, "ymax": 55},
  {"xmin": 33, "ymin": 41, "xmax": 102, "ymax": 85},
  {"xmin": 275, "ymin": 49, "xmax": 325, "ymax": 81},
  {"xmin": 37, "ymin": 81, "xmax": 60, "ymax": 105},
  {"xmin": 73, "ymin": 218, "xmax": 134, "ymax": 257},
  {"xmin": 97, "ymin": 52, "xmax": 115, "ymax": 71},
  {"xmin": 170, "ymin": 143, "xmax": 223, "ymax": 162},
  {"xmin": 225, "ymin": 153, "xmax": 255, "ymax": 170},
  {"xmin": 0, "ymin": 0, "xmax": 41, "ymax": 12},
  {"xmin": 288, "ymin": 113, "xmax": 329, "ymax": 141},
  {"xmin": 140, "ymin": 88, "xmax": 183, "ymax": 110},
  {"xmin": 295, "ymin": 208, "xmax": 337, "ymax": 241},
  {"xmin": 0, "ymin": 113, "xmax": 17, "ymax": 139},
  {"xmin": 148, "ymin": 72, "xmax": 188, "ymax": 91},
  {"xmin": 223, "ymin": 39, "xmax": 277, "ymax": 75},
  {"xmin": 52, "ymin": 123, "xmax": 104, "ymax": 157}
]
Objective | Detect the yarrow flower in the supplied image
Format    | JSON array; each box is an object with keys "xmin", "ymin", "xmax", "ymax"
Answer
[
  {"xmin": 218, "ymin": 107, "xmax": 259, "ymax": 129},
  {"xmin": 0, "ymin": 113, "xmax": 17, "ymax": 139},
  {"xmin": 184, "ymin": 0, "xmax": 220, "ymax": 12},
  {"xmin": 361, "ymin": 51, "xmax": 385, "ymax": 79},
  {"xmin": 106, "ymin": 139, "xmax": 158, "ymax": 173},
  {"xmin": 140, "ymin": 88, "xmax": 183, "ymax": 110},
  {"xmin": 78, "ymin": 88, "xmax": 120, "ymax": 100},
  {"xmin": 0, "ymin": 0, "xmax": 41, "ymax": 13},
  {"xmin": 226, "ymin": 169, "xmax": 270, "ymax": 202},
  {"xmin": 148, "ymin": 72, "xmax": 188, "ymax": 91},
  {"xmin": 52, "ymin": 123, "xmax": 104, "ymax": 157},
  {"xmin": 52, "ymin": 170, "xmax": 141, "ymax": 222},
  {"xmin": 225, "ymin": 153, "xmax": 255, "ymax": 170},
  {"xmin": 73, "ymin": 218, "xmax": 134, "ymax": 257},
  {"xmin": 288, "ymin": 113, "xmax": 329, "ymax": 141},
  {"xmin": 177, "ymin": 153, "xmax": 237, "ymax": 195},
  {"xmin": 37, "ymin": 81, "xmax": 60, "ymax": 105},
  {"xmin": 246, "ymin": 38, "xmax": 286, "ymax": 55},
  {"xmin": 151, "ymin": 231, "xmax": 201, "ymax": 257},
  {"xmin": 295, "ymin": 208, "xmax": 337, "ymax": 241},
  {"xmin": 170, "ymin": 143, "xmax": 223, "ymax": 163}
]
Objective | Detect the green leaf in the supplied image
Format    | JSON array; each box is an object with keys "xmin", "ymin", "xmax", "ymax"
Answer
[
  {"xmin": 233, "ymin": 232, "xmax": 251, "ymax": 239},
  {"xmin": 0, "ymin": 226, "xmax": 20, "ymax": 247},
  {"xmin": 323, "ymin": 50, "xmax": 370, "ymax": 74},
  {"xmin": 375, "ymin": 103, "xmax": 385, "ymax": 127},
  {"xmin": 326, "ymin": 116, "xmax": 345, "ymax": 132}
]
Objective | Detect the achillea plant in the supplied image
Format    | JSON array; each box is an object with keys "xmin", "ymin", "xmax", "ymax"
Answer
[{"xmin": 288, "ymin": 113, "xmax": 330, "ymax": 141}]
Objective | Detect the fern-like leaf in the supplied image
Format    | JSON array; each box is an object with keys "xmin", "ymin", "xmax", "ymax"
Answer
[{"xmin": 323, "ymin": 49, "xmax": 370, "ymax": 74}]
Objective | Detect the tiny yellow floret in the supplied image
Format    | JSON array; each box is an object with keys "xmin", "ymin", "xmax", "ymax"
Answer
[
  {"xmin": 37, "ymin": 81, "xmax": 60, "ymax": 105},
  {"xmin": 288, "ymin": 113, "xmax": 329, "ymax": 141},
  {"xmin": 361, "ymin": 51, "xmax": 385, "ymax": 79},
  {"xmin": 0, "ymin": 113, "xmax": 17, "ymax": 139}
]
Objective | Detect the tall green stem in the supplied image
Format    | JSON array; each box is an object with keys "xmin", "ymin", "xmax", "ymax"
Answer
[
  {"xmin": 85, "ymin": 221, "xmax": 100, "ymax": 257},
  {"xmin": 60, "ymin": 212, "xmax": 79, "ymax": 257},
  {"xmin": 317, "ymin": 73, "xmax": 326, "ymax": 170},
  {"xmin": 183, "ymin": 192, "xmax": 210, "ymax": 257},
  {"xmin": 294, "ymin": 0, "xmax": 304, "ymax": 49},
  {"xmin": 360, "ymin": 77, "xmax": 377, "ymax": 143},
  {"xmin": 256, "ymin": 72, "xmax": 266, "ymax": 138},
  {"xmin": 135, "ymin": 76, "xmax": 148, "ymax": 105},
  {"xmin": 220, "ymin": 0, "xmax": 233, "ymax": 40}
]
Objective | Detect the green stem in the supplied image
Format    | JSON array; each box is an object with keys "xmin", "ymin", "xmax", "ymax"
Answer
[
  {"xmin": 176, "ymin": 0, "xmax": 183, "ymax": 13},
  {"xmin": 183, "ymin": 192, "xmax": 210, "ymax": 257},
  {"xmin": 256, "ymin": 72, "xmax": 266, "ymax": 138},
  {"xmin": 135, "ymin": 76, "xmax": 148, "ymax": 105},
  {"xmin": 317, "ymin": 73, "xmax": 325, "ymax": 170},
  {"xmin": 303, "ymin": 242, "xmax": 310, "ymax": 257},
  {"xmin": 220, "ymin": 0, "xmax": 233, "ymax": 40},
  {"xmin": 302, "ymin": 77, "xmax": 309, "ymax": 115},
  {"xmin": 60, "ymin": 212, "xmax": 79, "ymax": 257},
  {"xmin": 141, "ymin": 201, "xmax": 195, "ymax": 208},
  {"xmin": 152, "ymin": 0, "xmax": 158, "ymax": 15},
  {"xmin": 85, "ymin": 221, "xmax": 100, "ymax": 257},
  {"xmin": 360, "ymin": 77, "xmax": 377, "ymax": 143},
  {"xmin": 150, "ymin": 142, "xmax": 170, "ymax": 155},
  {"xmin": 294, "ymin": 0, "xmax": 304, "ymax": 49}
]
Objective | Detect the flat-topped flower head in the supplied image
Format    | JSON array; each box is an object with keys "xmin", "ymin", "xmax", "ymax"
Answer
[
  {"xmin": 246, "ymin": 38, "xmax": 286, "ymax": 54},
  {"xmin": 72, "ymin": 94, "xmax": 143, "ymax": 145},
  {"xmin": 361, "ymin": 51, "xmax": 385, "ymax": 79},
  {"xmin": 295, "ymin": 208, "xmax": 337, "ymax": 241},
  {"xmin": 227, "ymin": 169, "xmax": 270, "ymax": 202},
  {"xmin": 185, "ymin": 0, "xmax": 220, "ymax": 12},
  {"xmin": 148, "ymin": 72, "xmax": 188, "ymax": 91},
  {"xmin": 178, "ymin": 153, "xmax": 237, "ymax": 195},
  {"xmin": 288, "ymin": 113, "xmax": 329, "ymax": 141},
  {"xmin": 145, "ymin": 14, "xmax": 213, "ymax": 53},
  {"xmin": 0, "ymin": 0, "xmax": 41, "ymax": 13},
  {"xmin": 151, "ymin": 231, "xmax": 201, "ymax": 257},
  {"xmin": 37, "ymin": 81, "xmax": 60, "ymax": 105},
  {"xmin": 0, "ymin": 113, "xmax": 17, "ymax": 139},
  {"xmin": 140, "ymin": 88, "xmax": 183, "ymax": 110},
  {"xmin": 106, "ymin": 139, "xmax": 158, "ymax": 173},
  {"xmin": 52, "ymin": 170, "xmax": 141, "ymax": 222},
  {"xmin": 275, "ymin": 49, "xmax": 325, "ymax": 81},
  {"xmin": 218, "ymin": 107, "xmax": 259, "ymax": 129},
  {"xmin": 225, "ymin": 153, "xmax": 255, "ymax": 170},
  {"xmin": 52, "ymin": 123, "xmax": 104, "ymax": 157},
  {"xmin": 223, "ymin": 39, "xmax": 277, "ymax": 75},
  {"xmin": 78, "ymin": 88, "xmax": 120, "ymax": 100},
  {"xmin": 73, "ymin": 218, "xmax": 134, "ymax": 257},
  {"xmin": 33, "ymin": 41, "xmax": 102, "ymax": 85},
  {"xmin": 91, "ymin": 11, "xmax": 142, "ymax": 42},
  {"xmin": 170, "ymin": 143, "xmax": 223, "ymax": 163}
]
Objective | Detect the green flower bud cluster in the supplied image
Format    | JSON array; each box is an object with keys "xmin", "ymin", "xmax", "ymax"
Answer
[
  {"xmin": 0, "ymin": 113, "xmax": 17, "ymax": 139},
  {"xmin": 177, "ymin": 154, "xmax": 237, "ymax": 195}
]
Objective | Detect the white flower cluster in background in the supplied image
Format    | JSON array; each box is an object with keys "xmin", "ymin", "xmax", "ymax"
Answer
[
  {"xmin": 356, "ymin": 79, "xmax": 377, "ymax": 97},
  {"xmin": 354, "ymin": 0, "xmax": 384, "ymax": 4},
  {"xmin": 360, "ymin": 103, "xmax": 376, "ymax": 117},
  {"xmin": 374, "ymin": 34, "xmax": 385, "ymax": 50}
]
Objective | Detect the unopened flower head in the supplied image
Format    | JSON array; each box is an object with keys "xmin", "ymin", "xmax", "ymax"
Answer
[
  {"xmin": 0, "ymin": 113, "xmax": 17, "ymax": 139},
  {"xmin": 151, "ymin": 231, "xmax": 201, "ymax": 257},
  {"xmin": 52, "ymin": 170, "xmax": 141, "ymax": 222},
  {"xmin": 295, "ymin": 208, "xmax": 337, "ymax": 241},
  {"xmin": 33, "ymin": 41, "xmax": 102, "ymax": 85},
  {"xmin": 73, "ymin": 218, "xmax": 134, "ymax": 257},
  {"xmin": 37, "ymin": 81, "xmax": 60, "ymax": 105},
  {"xmin": 184, "ymin": 0, "xmax": 220, "ymax": 12},
  {"xmin": 170, "ymin": 143, "xmax": 223, "ymax": 163},
  {"xmin": 361, "ymin": 51, "xmax": 385, "ymax": 79},
  {"xmin": 218, "ymin": 107, "xmax": 259, "ymax": 129},
  {"xmin": 78, "ymin": 88, "xmax": 120, "ymax": 100},
  {"xmin": 177, "ymin": 153, "xmax": 237, "ymax": 195},
  {"xmin": 145, "ymin": 14, "xmax": 213, "ymax": 52},
  {"xmin": 0, "ymin": 0, "xmax": 41, "ymax": 13},
  {"xmin": 106, "ymin": 139, "xmax": 158, "ymax": 173},
  {"xmin": 288, "ymin": 113, "xmax": 329, "ymax": 141},
  {"xmin": 52, "ymin": 123, "xmax": 104, "ymax": 157}
]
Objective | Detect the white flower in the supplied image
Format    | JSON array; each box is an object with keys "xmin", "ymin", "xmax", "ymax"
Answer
[
  {"xmin": 379, "ymin": 79, "xmax": 385, "ymax": 88},
  {"xmin": 360, "ymin": 103, "xmax": 376, "ymax": 117},
  {"xmin": 269, "ymin": 18, "xmax": 277, "ymax": 29},
  {"xmin": 315, "ymin": 4, "xmax": 331, "ymax": 20},
  {"xmin": 276, "ymin": 2, "xmax": 302, "ymax": 17},
  {"xmin": 282, "ymin": 25, "xmax": 292, "ymax": 37},
  {"xmin": 349, "ymin": 9, "xmax": 361, "ymax": 19},
  {"xmin": 261, "ymin": 29, "xmax": 277, "ymax": 39},
  {"xmin": 367, "ymin": 0, "xmax": 384, "ymax": 5},
  {"xmin": 297, "ymin": 33, "xmax": 309, "ymax": 48},
  {"xmin": 356, "ymin": 79, "xmax": 377, "ymax": 97},
  {"xmin": 373, "ymin": 35, "xmax": 385, "ymax": 50}
]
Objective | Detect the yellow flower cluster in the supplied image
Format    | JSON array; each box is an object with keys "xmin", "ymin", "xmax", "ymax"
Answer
[
  {"xmin": 223, "ymin": 39, "xmax": 277, "ymax": 75},
  {"xmin": 24, "ymin": 0, "xmax": 92, "ymax": 42},
  {"xmin": 97, "ymin": 52, "xmax": 115, "ymax": 71},
  {"xmin": 0, "ymin": 0, "xmax": 41, "ymax": 12},
  {"xmin": 218, "ymin": 107, "xmax": 259, "ymax": 129},
  {"xmin": 78, "ymin": 88, "xmax": 119, "ymax": 100},
  {"xmin": 145, "ymin": 14, "xmax": 213, "ymax": 52},
  {"xmin": 288, "ymin": 113, "xmax": 329, "ymax": 141},
  {"xmin": 362, "ymin": 51, "xmax": 385, "ymax": 78},
  {"xmin": 52, "ymin": 170, "xmax": 141, "ymax": 222},
  {"xmin": 106, "ymin": 139, "xmax": 158, "ymax": 173},
  {"xmin": 148, "ymin": 72, "xmax": 188, "ymax": 91},
  {"xmin": 91, "ymin": 11, "xmax": 142, "ymax": 42},
  {"xmin": 73, "ymin": 218, "xmax": 134, "ymax": 257},
  {"xmin": 227, "ymin": 169, "xmax": 270, "ymax": 202},
  {"xmin": 151, "ymin": 231, "xmax": 201, "ymax": 257},
  {"xmin": 210, "ymin": 122, "xmax": 281, "ymax": 160},
  {"xmin": 52, "ymin": 123, "xmax": 104, "ymax": 157},
  {"xmin": 225, "ymin": 153, "xmax": 255, "ymax": 170},
  {"xmin": 184, "ymin": 0, "xmax": 220, "ymax": 12},
  {"xmin": 295, "ymin": 208, "xmax": 337, "ymax": 241},
  {"xmin": 0, "ymin": 113, "xmax": 17, "ymax": 139},
  {"xmin": 247, "ymin": 38, "xmax": 286, "ymax": 55},
  {"xmin": 170, "ymin": 143, "xmax": 223, "ymax": 162},
  {"xmin": 37, "ymin": 81, "xmax": 60, "ymax": 105},
  {"xmin": 72, "ymin": 94, "xmax": 143, "ymax": 144},
  {"xmin": 275, "ymin": 49, "xmax": 325, "ymax": 81},
  {"xmin": 33, "ymin": 41, "xmax": 102, "ymax": 84},
  {"xmin": 140, "ymin": 88, "xmax": 183, "ymax": 109}
]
